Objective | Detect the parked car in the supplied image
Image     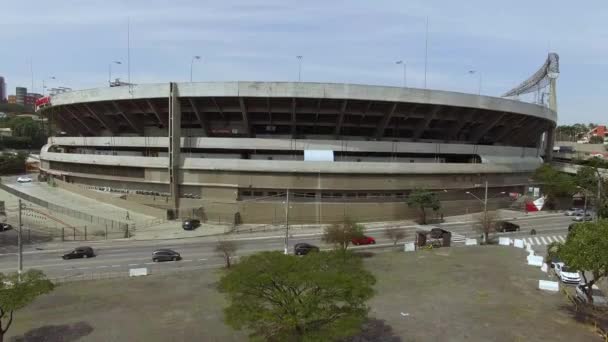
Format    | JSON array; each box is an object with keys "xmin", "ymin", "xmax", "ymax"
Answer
[
  {"xmin": 182, "ymin": 219, "xmax": 201, "ymax": 230},
  {"xmin": 0, "ymin": 223, "xmax": 12, "ymax": 232},
  {"xmin": 565, "ymin": 208, "xmax": 585, "ymax": 216},
  {"xmin": 16, "ymin": 176, "xmax": 32, "ymax": 183},
  {"xmin": 152, "ymin": 249, "xmax": 181, "ymax": 262},
  {"xmin": 62, "ymin": 246, "xmax": 95, "ymax": 260},
  {"xmin": 576, "ymin": 284, "xmax": 608, "ymax": 307},
  {"xmin": 495, "ymin": 221, "xmax": 520, "ymax": 232},
  {"xmin": 553, "ymin": 262, "xmax": 581, "ymax": 284},
  {"xmin": 352, "ymin": 236, "xmax": 376, "ymax": 246},
  {"xmin": 294, "ymin": 243, "xmax": 320, "ymax": 255},
  {"xmin": 573, "ymin": 213, "xmax": 593, "ymax": 222}
]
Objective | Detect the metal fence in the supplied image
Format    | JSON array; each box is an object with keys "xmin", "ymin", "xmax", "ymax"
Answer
[{"xmin": 0, "ymin": 182, "xmax": 129, "ymax": 230}]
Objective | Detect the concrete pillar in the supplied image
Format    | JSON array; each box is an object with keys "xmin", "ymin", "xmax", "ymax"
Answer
[
  {"xmin": 544, "ymin": 124, "xmax": 556, "ymax": 162},
  {"xmin": 168, "ymin": 82, "xmax": 182, "ymax": 211}
]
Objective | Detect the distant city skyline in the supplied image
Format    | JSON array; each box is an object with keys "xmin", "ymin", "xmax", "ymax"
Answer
[{"xmin": 3, "ymin": 0, "xmax": 608, "ymax": 124}]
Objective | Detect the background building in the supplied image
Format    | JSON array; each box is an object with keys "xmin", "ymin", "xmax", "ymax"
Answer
[
  {"xmin": 24, "ymin": 93, "xmax": 42, "ymax": 111},
  {"xmin": 0, "ymin": 77, "xmax": 6, "ymax": 103},
  {"xmin": 15, "ymin": 87, "xmax": 27, "ymax": 106},
  {"xmin": 7, "ymin": 95, "xmax": 16, "ymax": 104}
]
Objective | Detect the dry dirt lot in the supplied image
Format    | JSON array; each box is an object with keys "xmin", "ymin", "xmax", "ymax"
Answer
[{"xmin": 6, "ymin": 246, "xmax": 600, "ymax": 341}]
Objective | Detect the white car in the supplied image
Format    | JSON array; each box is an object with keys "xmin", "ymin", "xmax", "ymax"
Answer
[
  {"xmin": 553, "ymin": 262, "xmax": 581, "ymax": 284},
  {"xmin": 564, "ymin": 208, "xmax": 584, "ymax": 216},
  {"xmin": 573, "ymin": 213, "xmax": 593, "ymax": 222},
  {"xmin": 16, "ymin": 177, "xmax": 32, "ymax": 183},
  {"xmin": 576, "ymin": 284, "xmax": 608, "ymax": 307}
]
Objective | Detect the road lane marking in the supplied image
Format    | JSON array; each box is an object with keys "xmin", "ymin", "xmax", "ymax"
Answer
[
  {"xmin": 198, "ymin": 258, "xmax": 207, "ymax": 261},
  {"xmin": 540, "ymin": 236, "xmax": 548, "ymax": 244},
  {"xmin": 183, "ymin": 259, "xmax": 192, "ymax": 262},
  {"xmin": 558, "ymin": 235, "xmax": 566, "ymax": 242},
  {"xmin": 525, "ymin": 238, "xmax": 534, "ymax": 246},
  {"xmin": 97, "ymin": 266, "xmax": 108, "ymax": 268},
  {"xmin": 128, "ymin": 264, "xmax": 139, "ymax": 266},
  {"xmin": 78, "ymin": 267, "xmax": 90, "ymax": 270},
  {"xmin": 145, "ymin": 262, "xmax": 155, "ymax": 265},
  {"xmin": 534, "ymin": 237, "xmax": 541, "ymax": 245},
  {"xmin": 546, "ymin": 236, "xmax": 555, "ymax": 243},
  {"xmin": 111, "ymin": 265, "xmax": 120, "ymax": 268}
]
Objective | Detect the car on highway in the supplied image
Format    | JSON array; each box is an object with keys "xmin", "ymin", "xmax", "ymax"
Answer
[
  {"xmin": 294, "ymin": 243, "xmax": 320, "ymax": 255},
  {"xmin": 62, "ymin": 246, "xmax": 95, "ymax": 260},
  {"xmin": 576, "ymin": 284, "xmax": 608, "ymax": 307},
  {"xmin": 152, "ymin": 249, "xmax": 181, "ymax": 262},
  {"xmin": 553, "ymin": 262, "xmax": 581, "ymax": 284},
  {"xmin": 0, "ymin": 223, "xmax": 12, "ymax": 232},
  {"xmin": 495, "ymin": 221, "xmax": 520, "ymax": 233},
  {"xmin": 565, "ymin": 208, "xmax": 585, "ymax": 216},
  {"xmin": 16, "ymin": 176, "xmax": 32, "ymax": 183},
  {"xmin": 573, "ymin": 213, "xmax": 593, "ymax": 222},
  {"xmin": 182, "ymin": 218, "xmax": 201, "ymax": 230},
  {"xmin": 352, "ymin": 236, "xmax": 376, "ymax": 246}
]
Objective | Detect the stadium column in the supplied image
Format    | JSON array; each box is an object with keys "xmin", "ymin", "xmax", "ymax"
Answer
[
  {"xmin": 544, "ymin": 124, "xmax": 555, "ymax": 161},
  {"xmin": 169, "ymin": 82, "xmax": 182, "ymax": 213}
]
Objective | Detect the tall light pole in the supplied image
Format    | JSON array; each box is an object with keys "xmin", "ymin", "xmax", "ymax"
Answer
[
  {"xmin": 109, "ymin": 61, "xmax": 122, "ymax": 86},
  {"xmin": 190, "ymin": 56, "xmax": 201, "ymax": 82},
  {"xmin": 424, "ymin": 16, "xmax": 429, "ymax": 89},
  {"xmin": 468, "ymin": 70, "xmax": 482, "ymax": 95},
  {"xmin": 396, "ymin": 60, "xmax": 407, "ymax": 87},
  {"xmin": 296, "ymin": 55, "xmax": 303, "ymax": 82},
  {"xmin": 284, "ymin": 189, "xmax": 290, "ymax": 254},
  {"xmin": 42, "ymin": 76, "xmax": 56, "ymax": 96}
]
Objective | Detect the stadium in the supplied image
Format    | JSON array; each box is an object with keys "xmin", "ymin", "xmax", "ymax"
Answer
[{"xmin": 37, "ymin": 56, "xmax": 559, "ymax": 224}]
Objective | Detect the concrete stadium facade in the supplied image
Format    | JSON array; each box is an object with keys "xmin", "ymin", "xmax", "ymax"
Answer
[{"xmin": 38, "ymin": 82, "xmax": 557, "ymax": 223}]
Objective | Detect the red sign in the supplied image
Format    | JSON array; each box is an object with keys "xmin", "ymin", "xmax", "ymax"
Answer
[{"xmin": 35, "ymin": 96, "xmax": 51, "ymax": 111}]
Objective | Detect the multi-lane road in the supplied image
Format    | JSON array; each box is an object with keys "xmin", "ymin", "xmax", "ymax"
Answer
[{"xmin": 0, "ymin": 214, "xmax": 573, "ymax": 279}]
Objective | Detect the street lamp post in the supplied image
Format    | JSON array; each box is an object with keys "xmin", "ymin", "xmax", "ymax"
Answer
[
  {"xmin": 109, "ymin": 61, "xmax": 122, "ymax": 86},
  {"xmin": 465, "ymin": 182, "xmax": 507, "ymax": 242},
  {"xmin": 396, "ymin": 60, "xmax": 407, "ymax": 87},
  {"xmin": 284, "ymin": 189, "xmax": 290, "ymax": 255},
  {"xmin": 296, "ymin": 56, "xmax": 303, "ymax": 82},
  {"xmin": 190, "ymin": 56, "xmax": 201, "ymax": 82},
  {"xmin": 468, "ymin": 70, "xmax": 482, "ymax": 95},
  {"xmin": 42, "ymin": 76, "xmax": 56, "ymax": 96}
]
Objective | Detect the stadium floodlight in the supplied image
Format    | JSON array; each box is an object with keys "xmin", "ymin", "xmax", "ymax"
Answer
[
  {"xmin": 296, "ymin": 56, "xmax": 303, "ymax": 82},
  {"xmin": 109, "ymin": 61, "xmax": 122, "ymax": 86},
  {"xmin": 190, "ymin": 56, "xmax": 202, "ymax": 82},
  {"xmin": 395, "ymin": 60, "xmax": 407, "ymax": 87}
]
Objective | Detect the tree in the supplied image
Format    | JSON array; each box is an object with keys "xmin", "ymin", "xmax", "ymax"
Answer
[
  {"xmin": 473, "ymin": 210, "xmax": 498, "ymax": 244},
  {"xmin": 384, "ymin": 229, "xmax": 407, "ymax": 246},
  {"xmin": 557, "ymin": 220, "xmax": 608, "ymax": 303},
  {"xmin": 215, "ymin": 240, "xmax": 238, "ymax": 268},
  {"xmin": 0, "ymin": 270, "xmax": 54, "ymax": 342},
  {"xmin": 406, "ymin": 189, "xmax": 440, "ymax": 225},
  {"xmin": 218, "ymin": 251, "xmax": 375, "ymax": 341},
  {"xmin": 322, "ymin": 218, "xmax": 364, "ymax": 251},
  {"xmin": 589, "ymin": 135, "xmax": 604, "ymax": 144},
  {"xmin": 532, "ymin": 164, "xmax": 576, "ymax": 209}
]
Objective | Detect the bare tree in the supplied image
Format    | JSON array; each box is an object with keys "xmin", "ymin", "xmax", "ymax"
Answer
[
  {"xmin": 215, "ymin": 240, "xmax": 238, "ymax": 268},
  {"xmin": 384, "ymin": 229, "xmax": 407, "ymax": 245},
  {"xmin": 322, "ymin": 218, "xmax": 364, "ymax": 251},
  {"xmin": 473, "ymin": 210, "xmax": 498, "ymax": 244}
]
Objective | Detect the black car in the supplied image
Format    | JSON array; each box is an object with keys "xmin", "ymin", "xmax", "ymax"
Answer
[
  {"xmin": 0, "ymin": 223, "xmax": 12, "ymax": 232},
  {"xmin": 182, "ymin": 219, "xmax": 201, "ymax": 230},
  {"xmin": 62, "ymin": 246, "xmax": 95, "ymax": 260},
  {"xmin": 294, "ymin": 243, "xmax": 320, "ymax": 256},
  {"xmin": 496, "ymin": 221, "xmax": 520, "ymax": 233},
  {"xmin": 152, "ymin": 249, "xmax": 181, "ymax": 262}
]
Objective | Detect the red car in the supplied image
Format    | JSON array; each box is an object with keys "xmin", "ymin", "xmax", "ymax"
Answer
[{"xmin": 352, "ymin": 236, "xmax": 376, "ymax": 246}]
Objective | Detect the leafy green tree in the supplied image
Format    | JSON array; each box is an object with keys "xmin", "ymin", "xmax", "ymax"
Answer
[
  {"xmin": 532, "ymin": 164, "xmax": 576, "ymax": 209},
  {"xmin": 473, "ymin": 210, "xmax": 498, "ymax": 244},
  {"xmin": 406, "ymin": 189, "xmax": 440, "ymax": 225},
  {"xmin": 557, "ymin": 220, "xmax": 608, "ymax": 303},
  {"xmin": 322, "ymin": 218, "xmax": 364, "ymax": 251},
  {"xmin": 589, "ymin": 135, "xmax": 604, "ymax": 144},
  {"xmin": 218, "ymin": 251, "xmax": 376, "ymax": 341},
  {"xmin": 384, "ymin": 228, "xmax": 407, "ymax": 246},
  {"xmin": 0, "ymin": 270, "xmax": 54, "ymax": 342},
  {"xmin": 574, "ymin": 163, "xmax": 608, "ymax": 218}
]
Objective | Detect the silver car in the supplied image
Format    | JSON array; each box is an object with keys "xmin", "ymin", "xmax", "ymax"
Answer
[{"xmin": 565, "ymin": 208, "xmax": 584, "ymax": 216}]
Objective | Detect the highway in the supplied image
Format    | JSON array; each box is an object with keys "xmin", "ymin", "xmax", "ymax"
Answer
[{"xmin": 0, "ymin": 214, "xmax": 573, "ymax": 279}]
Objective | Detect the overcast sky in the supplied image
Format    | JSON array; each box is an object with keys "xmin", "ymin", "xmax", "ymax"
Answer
[{"xmin": 2, "ymin": 0, "xmax": 606, "ymax": 124}]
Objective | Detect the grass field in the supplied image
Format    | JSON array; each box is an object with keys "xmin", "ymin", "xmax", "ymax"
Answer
[{"xmin": 7, "ymin": 246, "xmax": 600, "ymax": 341}]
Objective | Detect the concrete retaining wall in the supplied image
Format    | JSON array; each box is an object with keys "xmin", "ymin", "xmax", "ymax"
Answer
[{"xmin": 54, "ymin": 179, "xmax": 167, "ymax": 219}]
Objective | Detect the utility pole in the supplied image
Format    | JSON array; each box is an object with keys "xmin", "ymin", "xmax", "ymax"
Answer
[
  {"xmin": 284, "ymin": 189, "xmax": 290, "ymax": 254},
  {"xmin": 596, "ymin": 171, "xmax": 602, "ymax": 223},
  {"xmin": 17, "ymin": 199, "xmax": 23, "ymax": 281}
]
